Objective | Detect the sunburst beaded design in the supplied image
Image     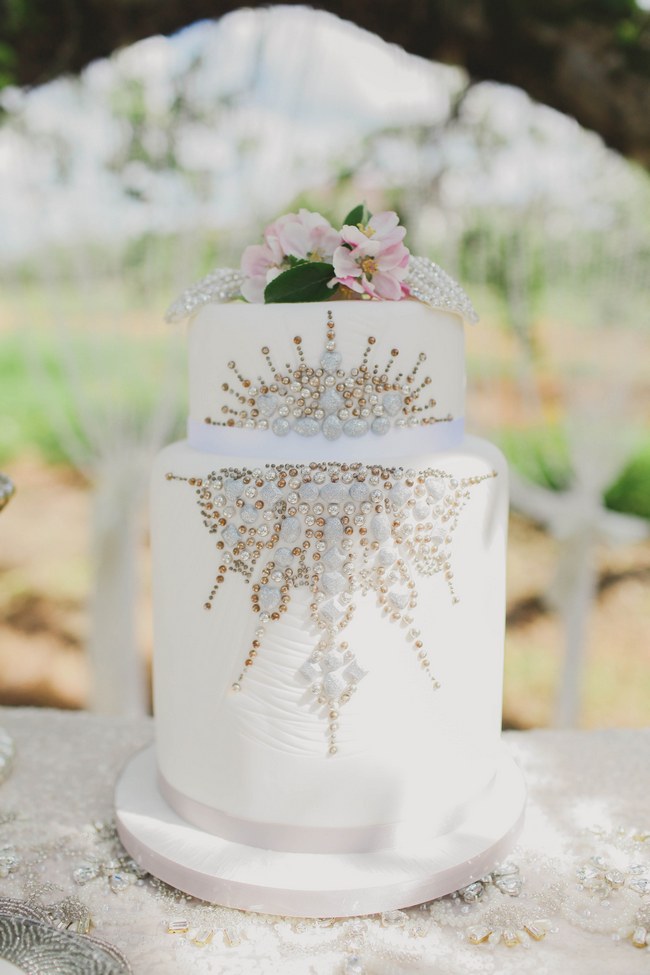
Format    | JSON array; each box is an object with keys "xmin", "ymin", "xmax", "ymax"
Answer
[
  {"xmin": 167, "ymin": 461, "xmax": 496, "ymax": 754},
  {"xmin": 208, "ymin": 311, "xmax": 450, "ymax": 440}
]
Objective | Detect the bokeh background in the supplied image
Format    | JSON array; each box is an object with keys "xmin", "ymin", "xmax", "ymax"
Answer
[{"xmin": 0, "ymin": 2, "xmax": 649, "ymax": 727}]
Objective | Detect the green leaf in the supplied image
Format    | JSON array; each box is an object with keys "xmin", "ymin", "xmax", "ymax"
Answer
[
  {"xmin": 264, "ymin": 262, "xmax": 336, "ymax": 303},
  {"xmin": 342, "ymin": 203, "xmax": 371, "ymax": 228}
]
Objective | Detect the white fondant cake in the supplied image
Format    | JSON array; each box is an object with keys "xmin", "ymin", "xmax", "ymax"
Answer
[{"xmin": 151, "ymin": 298, "xmax": 509, "ymax": 856}]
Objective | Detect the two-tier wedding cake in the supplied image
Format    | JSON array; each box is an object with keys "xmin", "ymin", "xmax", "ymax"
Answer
[{"xmin": 115, "ymin": 207, "xmax": 526, "ymax": 917}]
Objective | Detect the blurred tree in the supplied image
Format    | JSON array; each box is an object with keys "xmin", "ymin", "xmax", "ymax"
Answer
[{"xmin": 1, "ymin": 1, "xmax": 649, "ymax": 164}]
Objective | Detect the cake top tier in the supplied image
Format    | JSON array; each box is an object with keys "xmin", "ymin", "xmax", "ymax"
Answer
[
  {"xmin": 166, "ymin": 205, "xmax": 478, "ymax": 325},
  {"xmin": 168, "ymin": 206, "xmax": 476, "ymax": 460},
  {"xmin": 187, "ymin": 301, "xmax": 465, "ymax": 460}
]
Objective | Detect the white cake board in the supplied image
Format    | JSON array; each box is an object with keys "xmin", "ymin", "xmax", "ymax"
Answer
[{"xmin": 115, "ymin": 744, "xmax": 526, "ymax": 918}]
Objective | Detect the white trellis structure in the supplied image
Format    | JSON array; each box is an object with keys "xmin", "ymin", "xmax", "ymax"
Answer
[{"xmin": 477, "ymin": 218, "xmax": 650, "ymax": 727}]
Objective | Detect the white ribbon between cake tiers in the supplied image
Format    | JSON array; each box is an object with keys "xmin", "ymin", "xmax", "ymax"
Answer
[{"xmin": 186, "ymin": 418, "xmax": 465, "ymax": 461}]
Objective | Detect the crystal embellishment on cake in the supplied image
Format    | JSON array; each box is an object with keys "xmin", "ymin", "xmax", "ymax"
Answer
[
  {"xmin": 166, "ymin": 268, "xmax": 246, "ymax": 323},
  {"xmin": 165, "ymin": 204, "xmax": 479, "ymax": 323},
  {"xmin": 209, "ymin": 311, "xmax": 451, "ymax": 439},
  {"xmin": 406, "ymin": 256, "xmax": 480, "ymax": 324},
  {"xmin": 166, "ymin": 461, "xmax": 496, "ymax": 754},
  {"xmin": 166, "ymin": 259, "xmax": 478, "ymax": 324}
]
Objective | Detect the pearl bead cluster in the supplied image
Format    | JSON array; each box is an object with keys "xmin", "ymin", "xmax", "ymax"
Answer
[
  {"xmin": 165, "ymin": 268, "xmax": 245, "ymax": 323},
  {"xmin": 167, "ymin": 461, "xmax": 495, "ymax": 754},
  {"xmin": 406, "ymin": 255, "xmax": 479, "ymax": 325},
  {"xmin": 207, "ymin": 310, "xmax": 451, "ymax": 440}
]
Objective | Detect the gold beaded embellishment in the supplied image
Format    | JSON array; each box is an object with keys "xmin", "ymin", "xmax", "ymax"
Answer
[
  {"xmin": 166, "ymin": 462, "xmax": 496, "ymax": 754},
  {"xmin": 208, "ymin": 311, "xmax": 451, "ymax": 439}
]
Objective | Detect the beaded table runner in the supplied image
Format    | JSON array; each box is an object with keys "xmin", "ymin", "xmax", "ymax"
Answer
[{"xmin": 0, "ymin": 708, "xmax": 647, "ymax": 974}]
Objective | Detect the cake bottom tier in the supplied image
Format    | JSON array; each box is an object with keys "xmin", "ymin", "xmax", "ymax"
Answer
[{"xmin": 151, "ymin": 435, "xmax": 508, "ymax": 852}]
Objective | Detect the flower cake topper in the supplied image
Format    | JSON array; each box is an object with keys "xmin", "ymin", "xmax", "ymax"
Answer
[
  {"xmin": 241, "ymin": 204, "xmax": 410, "ymax": 304},
  {"xmin": 165, "ymin": 205, "xmax": 479, "ymax": 324}
]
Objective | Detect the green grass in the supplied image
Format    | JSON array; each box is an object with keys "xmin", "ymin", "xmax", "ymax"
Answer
[
  {"xmin": 604, "ymin": 444, "xmax": 650, "ymax": 519},
  {"xmin": 499, "ymin": 426, "xmax": 572, "ymax": 492},
  {"xmin": 0, "ymin": 328, "xmax": 185, "ymax": 466},
  {"xmin": 0, "ymin": 330, "xmax": 79, "ymax": 464}
]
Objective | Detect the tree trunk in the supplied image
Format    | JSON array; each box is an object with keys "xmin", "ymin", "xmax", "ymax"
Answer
[{"xmin": 2, "ymin": 1, "xmax": 649, "ymax": 165}]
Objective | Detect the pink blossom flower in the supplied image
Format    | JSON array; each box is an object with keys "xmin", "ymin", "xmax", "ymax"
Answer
[
  {"xmin": 274, "ymin": 209, "xmax": 341, "ymax": 263},
  {"xmin": 240, "ymin": 209, "xmax": 340, "ymax": 302},
  {"xmin": 332, "ymin": 211, "xmax": 410, "ymax": 300},
  {"xmin": 240, "ymin": 235, "xmax": 284, "ymax": 303}
]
